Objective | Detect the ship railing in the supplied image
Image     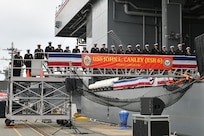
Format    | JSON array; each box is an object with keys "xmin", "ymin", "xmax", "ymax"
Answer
[
  {"xmin": 8, "ymin": 59, "xmax": 80, "ymax": 79},
  {"xmin": 55, "ymin": 0, "xmax": 69, "ymax": 17},
  {"xmin": 8, "ymin": 53, "xmax": 198, "ymax": 79},
  {"xmin": 85, "ymin": 68, "xmax": 198, "ymax": 78}
]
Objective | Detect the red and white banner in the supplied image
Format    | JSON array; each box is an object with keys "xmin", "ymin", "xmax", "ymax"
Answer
[
  {"xmin": 47, "ymin": 53, "xmax": 81, "ymax": 67},
  {"xmin": 82, "ymin": 54, "xmax": 173, "ymax": 70}
]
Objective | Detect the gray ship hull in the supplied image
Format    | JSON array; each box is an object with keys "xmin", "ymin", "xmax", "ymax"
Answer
[
  {"xmin": 81, "ymin": 96, "xmax": 135, "ymax": 125},
  {"xmin": 81, "ymin": 87, "xmax": 167, "ymax": 125},
  {"xmin": 81, "ymin": 81, "xmax": 203, "ymax": 135},
  {"xmin": 163, "ymin": 81, "xmax": 204, "ymax": 136}
]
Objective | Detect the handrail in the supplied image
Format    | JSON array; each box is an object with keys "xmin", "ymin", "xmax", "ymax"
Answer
[{"xmin": 55, "ymin": 0, "xmax": 70, "ymax": 18}]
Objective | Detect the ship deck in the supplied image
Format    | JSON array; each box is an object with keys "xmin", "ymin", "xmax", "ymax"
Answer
[{"xmin": 0, "ymin": 118, "xmax": 132, "ymax": 136}]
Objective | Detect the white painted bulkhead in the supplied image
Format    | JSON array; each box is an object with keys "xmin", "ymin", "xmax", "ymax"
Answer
[
  {"xmin": 55, "ymin": 0, "xmax": 89, "ymax": 34},
  {"xmin": 86, "ymin": 0, "xmax": 108, "ymax": 51}
]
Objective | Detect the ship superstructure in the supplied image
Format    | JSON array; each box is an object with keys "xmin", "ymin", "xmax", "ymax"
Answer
[{"xmin": 55, "ymin": 0, "xmax": 204, "ymax": 50}]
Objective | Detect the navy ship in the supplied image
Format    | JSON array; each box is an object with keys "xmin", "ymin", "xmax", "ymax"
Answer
[{"xmin": 54, "ymin": 0, "xmax": 204, "ymax": 135}]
